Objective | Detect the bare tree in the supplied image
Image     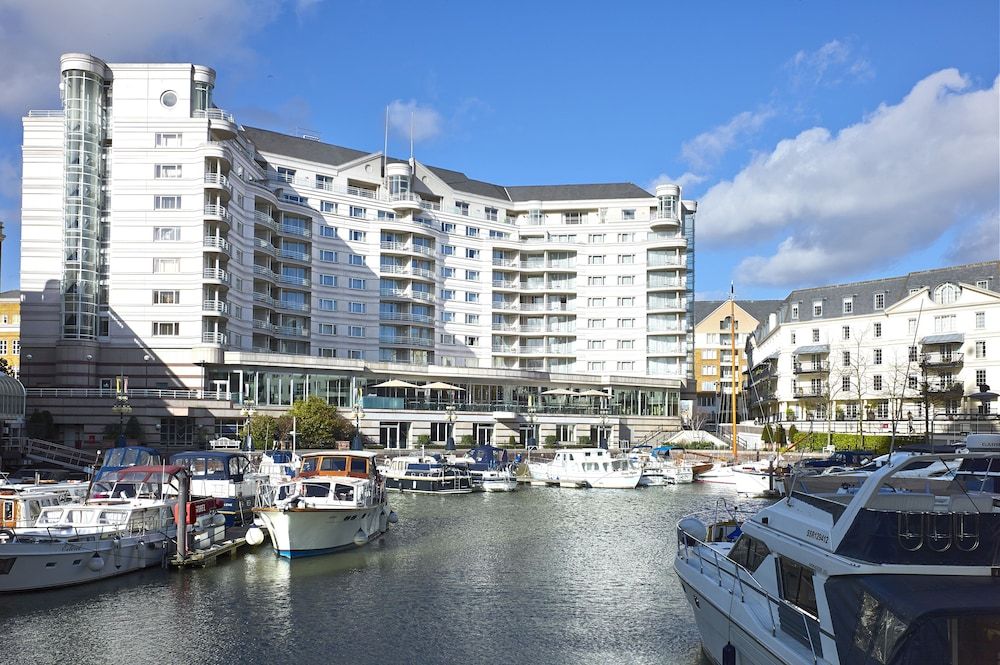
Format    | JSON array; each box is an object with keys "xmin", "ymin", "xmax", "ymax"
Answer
[
  {"xmin": 831, "ymin": 326, "xmax": 874, "ymax": 449},
  {"xmin": 883, "ymin": 349, "xmax": 920, "ymax": 448}
]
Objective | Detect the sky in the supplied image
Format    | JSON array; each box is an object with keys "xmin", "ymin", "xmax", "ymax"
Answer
[{"xmin": 0, "ymin": 0, "xmax": 997, "ymax": 300}]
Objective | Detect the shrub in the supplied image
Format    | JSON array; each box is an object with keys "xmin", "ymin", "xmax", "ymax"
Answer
[
  {"xmin": 577, "ymin": 435, "xmax": 591, "ymax": 446},
  {"xmin": 761, "ymin": 425, "xmax": 774, "ymax": 445},
  {"xmin": 544, "ymin": 435, "xmax": 557, "ymax": 446},
  {"xmin": 460, "ymin": 434, "xmax": 475, "ymax": 447},
  {"xmin": 416, "ymin": 434, "xmax": 431, "ymax": 446},
  {"xmin": 775, "ymin": 424, "xmax": 787, "ymax": 446}
]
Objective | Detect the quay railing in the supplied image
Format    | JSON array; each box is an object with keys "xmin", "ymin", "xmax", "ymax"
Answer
[{"xmin": 26, "ymin": 388, "xmax": 235, "ymax": 401}]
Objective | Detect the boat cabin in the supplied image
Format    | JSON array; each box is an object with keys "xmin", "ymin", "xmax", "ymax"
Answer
[
  {"xmin": 170, "ymin": 451, "xmax": 252, "ymax": 482},
  {"xmin": 300, "ymin": 451, "xmax": 378, "ymax": 479},
  {"xmin": 91, "ymin": 464, "xmax": 186, "ymax": 500},
  {"xmin": 94, "ymin": 446, "xmax": 162, "ymax": 481}
]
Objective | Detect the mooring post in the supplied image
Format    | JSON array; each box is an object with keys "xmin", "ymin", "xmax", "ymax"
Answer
[{"xmin": 176, "ymin": 470, "xmax": 189, "ymax": 560}]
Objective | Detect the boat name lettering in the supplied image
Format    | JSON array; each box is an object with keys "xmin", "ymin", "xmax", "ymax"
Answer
[
  {"xmin": 805, "ymin": 529, "xmax": 829, "ymax": 544},
  {"xmin": 62, "ymin": 543, "xmax": 84, "ymax": 552}
]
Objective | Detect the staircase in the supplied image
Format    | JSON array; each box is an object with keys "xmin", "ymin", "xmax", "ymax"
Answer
[{"xmin": 21, "ymin": 438, "xmax": 96, "ymax": 471}]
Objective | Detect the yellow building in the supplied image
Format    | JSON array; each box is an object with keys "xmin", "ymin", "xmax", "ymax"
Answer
[
  {"xmin": 0, "ymin": 291, "xmax": 21, "ymax": 378},
  {"xmin": 693, "ymin": 300, "xmax": 779, "ymax": 424}
]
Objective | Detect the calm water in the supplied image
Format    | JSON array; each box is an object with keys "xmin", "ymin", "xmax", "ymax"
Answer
[{"xmin": 0, "ymin": 482, "xmax": 756, "ymax": 665}]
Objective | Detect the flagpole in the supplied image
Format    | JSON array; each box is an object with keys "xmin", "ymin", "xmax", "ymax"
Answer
[{"xmin": 731, "ymin": 283, "xmax": 738, "ymax": 462}]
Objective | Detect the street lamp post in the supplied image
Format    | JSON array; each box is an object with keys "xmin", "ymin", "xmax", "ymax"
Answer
[
  {"xmin": 351, "ymin": 401, "xmax": 366, "ymax": 451},
  {"xmin": 240, "ymin": 400, "xmax": 256, "ymax": 451},
  {"xmin": 111, "ymin": 393, "xmax": 132, "ymax": 448},
  {"xmin": 527, "ymin": 406, "xmax": 538, "ymax": 449},
  {"xmin": 445, "ymin": 406, "xmax": 457, "ymax": 451},
  {"xmin": 599, "ymin": 410, "xmax": 609, "ymax": 449}
]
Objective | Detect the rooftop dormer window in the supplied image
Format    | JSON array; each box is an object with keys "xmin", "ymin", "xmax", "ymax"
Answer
[{"xmin": 933, "ymin": 283, "xmax": 959, "ymax": 304}]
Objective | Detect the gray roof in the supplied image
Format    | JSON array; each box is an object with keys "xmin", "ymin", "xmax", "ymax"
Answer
[
  {"xmin": 921, "ymin": 333, "xmax": 964, "ymax": 345},
  {"xmin": 694, "ymin": 299, "xmax": 784, "ymax": 326},
  {"xmin": 795, "ymin": 344, "xmax": 830, "ymax": 355},
  {"xmin": 0, "ymin": 290, "xmax": 19, "ymax": 300},
  {"xmin": 241, "ymin": 127, "xmax": 653, "ymax": 204}
]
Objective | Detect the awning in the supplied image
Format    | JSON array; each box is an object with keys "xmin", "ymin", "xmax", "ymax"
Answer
[
  {"xmin": 794, "ymin": 344, "xmax": 830, "ymax": 355},
  {"xmin": 0, "ymin": 374, "xmax": 25, "ymax": 420},
  {"xmin": 372, "ymin": 379, "xmax": 420, "ymax": 389},
  {"xmin": 920, "ymin": 333, "xmax": 964, "ymax": 345},
  {"xmin": 753, "ymin": 352, "xmax": 779, "ymax": 367}
]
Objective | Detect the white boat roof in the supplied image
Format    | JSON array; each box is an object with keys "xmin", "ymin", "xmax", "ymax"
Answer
[
  {"xmin": 554, "ymin": 448, "xmax": 608, "ymax": 454},
  {"xmin": 299, "ymin": 450, "xmax": 380, "ymax": 459}
]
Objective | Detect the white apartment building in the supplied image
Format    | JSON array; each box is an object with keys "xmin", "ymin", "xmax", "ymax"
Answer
[
  {"xmin": 746, "ymin": 262, "xmax": 1000, "ymax": 434},
  {"xmin": 19, "ymin": 53, "xmax": 695, "ymax": 449}
]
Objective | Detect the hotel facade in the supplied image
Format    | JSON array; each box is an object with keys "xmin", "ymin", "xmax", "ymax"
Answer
[
  {"xmin": 19, "ymin": 54, "xmax": 695, "ymax": 449},
  {"xmin": 745, "ymin": 263, "xmax": 1000, "ymax": 433}
]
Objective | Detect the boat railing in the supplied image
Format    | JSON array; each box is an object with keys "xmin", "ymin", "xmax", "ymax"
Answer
[{"xmin": 676, "ymin": 524, "xmax": 832, "ymax": 660}]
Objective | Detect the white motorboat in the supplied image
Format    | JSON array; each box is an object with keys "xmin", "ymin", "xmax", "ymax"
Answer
[
  {"xmin": 251, "ymin": 450, "xmax": 395, "ymax": 558},
  {"xmin": 1, "ymin": 481, "xmax": 89, "ymax": 529},
  {"xmin": 733, "ymin": 458, "xmax": 790, "ymax": 497},
  {"xmin": 674, "ymin": 436, "xmax": 1000, "ymax": 665},
  {"xmin": 624, "ymin": 446, "xmax": 669, "ymax": 486},
  {"xmin": 695, "ymin": 462, "xmax": 736, "ymax": 484},
  {"xmin": 170, "ymin": 450, "xmax": 267, "ymax": 525},
  {"xmin": 382, "ymin": 455, "xmax": 475, "ymax": 494},
  {"xmin": 662, "ymin": 463, "xmax": 695, "ymax": 484},
  {"xmin": 450, "ymin": 445, "xmax": 519, "ymax": 492},
  {"xmin": 257, "ymin": 449, "xmax": 301, "ymax": 483},
  {"xmin": 528, "ymin": 448, "xmax": 641, "ymax": 489},
  {"xmin": 0, "ymin": 465, "xmax": 225, "ymax": 592}
]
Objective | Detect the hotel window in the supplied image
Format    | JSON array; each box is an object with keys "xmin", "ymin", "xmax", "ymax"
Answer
[
  {"xmin": 349, "ymin": 278, "xmax": 366, "ymax": 290},
  {"xmin": 275, "ymin": 166, "xmax": 296, "ymax": 182},
  {"xmin": 153, "ymin": 258, "xmax": 179, "ymax": 273},
  {"xmin": 442, "ymin": 245, "xmax": 455, "ymax": 256},
  {"xmin": 588, "ymin": 276, "xmax": 605, "ymax": 286},
  {"xmin": 588, "ymin": 298, "xmax": 605, "ymax": 307},
  {"xmin": 588, "ymin": 340, "xmax": 605, "ymax": 350},
  {"xmin": 465, "ymin": 293, "xmax": 480, "ymax": 303},
  {"xmin": 377, "ymin": 210, "xmax": 396, "ymax": 221},
  {"xmin": 349, "ymin": 302, "xmax": 366, "ymax": 314},
  {"xmin": 874, "ymin": 349, "xmax": 882, "ymax": 365},
  {"xmin": 319, "ymin": 323, "xmax": 336, "ymax": 335},
  {"xmin": 701, "ymin": 366, "xmax": 716, "ymax": 375},
  {"xmin": 349, "ymin": 326, "xmax": 364, "ymax": 337},
  {"xmin": 589, "ymin": 234, "xmax": 606, "ymax": 243},
  {"xmin": 348, "ymin": 349, "xmax": 363, "ymax": 360},
  {"xmin": 154, "ymin": 164, "xmax": 182, "ymax": 178},
  {"xmin": 349, "ymin": 229, "xmax": 366, "ymax": 241},
  {"xmin": 588, "ymin": 319, "xmax": 606, "ymax": 329},
  {"xmin": 791, "ymin": 304, "xmax": 799, "ymax": 320},
  {"xmin": 621, "ymin": 209, "xmax": 635, "ymax": 220},
  {"xmin": 319, "ymin": 274, "xmax": 336, "ymax": 287},
  {"xmin": 873, "ymin": 292, "xmax": 885, "ymax": 310},
  {"xmin": 465, "ymin": 270, "xmax": 480, "ymax": 281},
  {"xmin": 466, "ymin": 226, "xmax": 480, "ymax": 237},
  {"xmin": 442, "ymin": 290, "xmax": 455, "ymax": 300},
  {"xmin": 977, "ymin": 369, "xmax": 987, "ymax": 385},
  {"xmin": 465, "ymin": 314, "xmax": 479, "ymax": 325},
  {"xmin": 618, "ymin": 297, "xmax": 635, "ymax": 307},
  {"xmin": 320, "ymin": 250, "xmax": 337, "ymax": 263},
  {"xmin": 790, "ymin": 332, "xmax": 796, "ymax": 344},
  {"xmin": 842, "ymin": 351, "xmax": 851, "ymax": 367},
  {"xmin": 152, "ymin": 290, "xmax": 179, "ymax": 304},
  {"xmin": 442, "ymin": 267, "xmax": 455, "ymax": 278},
  {"xmin": 908, "ymin": 375, "xmax": 918, "ymax": 390},
  {"xmin": 154, "ymin": 195, "xmax": 181, "ymax": 210},
  {"xmin": 977, "ymin": 279, "xmax": 990, "ymax": 289},
  {"xmin": 440, "ymin": 333, "xmax": 455, "ymax": 345},
  {"xmin": 154, "ymin": 132, "xmax": 181, "ymax": 147},
  {"xmin": 934, "ymin": 283, "xmax": 959, "ymax": 304},
  {"xmin": 908, "ymin": 346, "xmax": 918, "ymax": 362},
  {"xmin": 976, "ymin": 311, "xmax": 985, "ymax": 329},
  {"xmin": 484, "ymin": 207, "xmax": 498, "ymax": 221},
  {"xmin": 152, "ymin": 322, "xmax": 179, "ymax": 336},
  {"xmin": 349, "ymin": 206, "xmax": 366, "ymax": 219},
  {"xmin": 318, "ymin": 348, "xmax": 335, "ymax": 358},
  {"xmin": 319, "ymin": 299, "xmax": 336, "ymax": 311},
  {"xmin": 465, "ymin": 336, "xmax": 479, "ymax": 347},
  {"xmin": 618, "ymin": 233, "xmax": 634, "ymax": 242},
  {"xmin": 811, "ymin": 328, "xmax": 820, "ymax": 343},
  {"xmin": 618, "ymin": 276, "xmax": 634, "ymax": 286},
  {"xmin": 908, "ymin": 318, "xmax": 917, "ymax": 334},
  {"xmin": 618, "ymin": 254, "xmax": 635, "ymax": 265},
  {"xmin": 588, "ymin": 255, "xmax": 605, "ymax": 265},
  {"xmin": 873, "ymin": 375, "xmax": 883, "ymax": 391},
  {"xmin": 153, "ymin": 227, "xmax": 180, "ymax": 241},
  {"xmin": 812, "ymin": 300, "xmax": 823, "ymax": 317},
  {"xmin": 11, "ymin": 340, "xmax": 18, "ymax": 356},
  {"xmin": 442, "ymin": 223, "xmax": 456, "ymax": 233},
  {"xmin": 315, "ymin": 174, "xmax": 333, "ymax": 190},
  {"xmin": 618, "ymin": 339, "xmax": 635, "ymax": 350},
  {"xmin": 842, "ymin": 376, "xmax": 851, "ymax": 392},
  {"xmin": 488, "ymin": 230, "xmax": 509, "ymax": 239},
  {"xmin": 466, "ymin": 248, "xmax": 480, "ymax": 259},
  {"xmin": 618, "ymin": 318, "xmax": 635, "ymax": 328},
  {"xmin": 320, "ymin": 201, "xmax": 336, "ymax": 213},
  {"xmin": 874, "ymin": 322, "xmax": 882, "ymax": 337},
  {"xmin": 842, "ymin": 297, "xmax": 853, "ymax": 314},
  {"xmin": 441, "ymin": 312, "xmax": 455, "ymax": 322},
  {"xmin": 617, "ymin": 361, "xmax": 635, "ymax": 371},
  {"xmin": 455, "ymin": 201, "xmax": 469, "ymax": 216},
  {"xmin": 842, "ymin": 326, "xmax": 850, "ymax": 340},
  {"xmin": 976, "ymin": 341, "xmax": 987, "ymax": 358},
  {"xmin": 588, "ymin": 361, "xmax": 605, "ymax": 372},
  {"xmin": 934, "ymin": 315, "xmax": 956, "ymax": 333},
  {"xmin": 349, "ymin": 254, "xmax": 365, "ymax": 266}
]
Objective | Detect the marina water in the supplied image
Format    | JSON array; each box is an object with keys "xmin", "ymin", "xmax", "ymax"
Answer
[{"xmin": 0, "ymin": 483, "xmax": 761, "ymax": 664}]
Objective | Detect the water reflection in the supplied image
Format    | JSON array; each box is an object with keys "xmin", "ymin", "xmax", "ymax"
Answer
[{"xmin": 0, "ymin": 484, "xmax": 745, "ymax": 664}]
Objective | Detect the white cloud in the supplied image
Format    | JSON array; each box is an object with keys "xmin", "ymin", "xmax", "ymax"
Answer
[
  {"xmin": 648, "ymin": 172, "xmax": 706, "ymax": 193},
  {"xmin": 786, "ymin": 39, "xmax": 874, "ymax": 88},
  {"xmin": 681, "ymin": 108, "xmax": 774, "ymax": 171},
  {"xmin": 387, "ymin": 99, "xmax": 443, "ymax": 143},
  {"xmin": 697, "ymin": 69, "xmax": 999, "ymax": 288},
  {"xmin": 945, "ymin": 210, "xmax": 1000, "ymax": 265},
  {"xmin": 0, "ymin": 0, "xmax": 286, "ymax": 116}
]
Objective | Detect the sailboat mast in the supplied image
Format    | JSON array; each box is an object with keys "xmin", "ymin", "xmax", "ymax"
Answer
[{"xmin": 730, "ymin": 285, "xmax": 738, "ymax": 461}]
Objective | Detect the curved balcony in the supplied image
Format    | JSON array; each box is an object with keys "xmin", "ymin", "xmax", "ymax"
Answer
[
  {"xmin": 646, "ymin": 231, "xmax": 684, "ymax": 249},
  {"xmin": 278, "ymin": 273, "xmax": 310, "ymax": 287},
  {"xmin": 252, "ymin": 319, "xmax": 277, "ymax": 335},
  {"xmin": 492, "ymin": 279, "xmax": 519, "ymax": 291},
  {"xmin": 252, "ymin": 291, "xmax": 277, "ymax": 309},
  {"xmin": 387, "ymin": 192, "xmax": 423, "ymax": 212},
  {"xmin": 380, "ymin": 264, "xmax": 411, "ymax": 277},
  {"xmin": 280, "ymin": 224, "xmax": 311, "ymax": 238},
  {"xmin": 202, "ymin": 299, "xmax": 229, "ymax": 316},
  {"xmin": 203, "ymin": 172, "xmax": 231, "ymax": 200},
  {"xmin": 252, "ymin": 265, "xmax": 279, "ymax": 283},
  {"xmin": 379, "ymin": 311, "xmax": 434, "ymax": 325},
  {"xmin": 379, "ymin": 334, "xmax": 433, "ymax": 348},
  {"xmin": 276, "ymin": 299, "xmax": 310, "ymax": 313},
  {"xmin": 203, "ymin": 236, "xmax": 231, "ymax": 256},
  {"xmin": 201, "ymin": 331, "xmax": 226, "ymax": 345},
  {"xmin": 411, "ymin": 267, "xmax": 435, "ymax": 282},
  {"xmin": 202, "ymin": 142, "xmax": 232, "ymax": 169},
  {"xmin": 194, "ymin": 107, "xmax": 237, "ymax": 139},
  {"xmin": 254, "ymin": 210, "xmax": 280, "ymax": 232},
  {"xmin": 279, "ymin": 248, "xmax": 311, "ymax": 264},
  {"xmin": 204, "ymin": 203, "xmax": 228, "ymax": 223},
  {"xmin": 202, "ymin": 267, "xmax": 230, "ymax": 285},
  {"xmin": 253, "ymin": 238, "xmax": 278, "ymax": 257},
  {"xmin": 274, "ymin": 325, "xmax": 309, "ymax": 338},
  {"xmin": 649, "ymin": 210, "xmax": 680, "ymax": 231}
]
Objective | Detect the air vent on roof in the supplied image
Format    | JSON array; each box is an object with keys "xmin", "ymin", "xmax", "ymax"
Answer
[{"xmin": 295, "ymin": 127, "xmax": 321, "ymax": 141}]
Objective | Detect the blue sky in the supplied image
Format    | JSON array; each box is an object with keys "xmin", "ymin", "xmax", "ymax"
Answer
[{"xmin": 0, "ymin": 0, "xmax": 997, "ymax": 299}]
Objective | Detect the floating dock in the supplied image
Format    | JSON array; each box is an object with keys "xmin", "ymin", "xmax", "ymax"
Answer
[{"xmin": 169, "ymin": 525, "xmax": 259, "ymax": 569}]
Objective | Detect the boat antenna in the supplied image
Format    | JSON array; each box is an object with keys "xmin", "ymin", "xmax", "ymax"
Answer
[
  {"xmin": 382, "ymin": 105, "xmax": 389, "ymax": 186},
  {"xmin": 730, "ymin": 283, "xmax": 738, "ymax": 463}
]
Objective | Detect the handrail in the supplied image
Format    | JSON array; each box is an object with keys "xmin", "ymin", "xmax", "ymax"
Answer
[{"xmin": 25, "ymin": 388, "xmax": 235, "ymax": 401}]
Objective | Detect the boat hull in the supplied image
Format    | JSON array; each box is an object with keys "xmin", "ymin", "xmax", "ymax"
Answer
[
  {"xmin": 0, "ymin": 532, "xmax": 172, "ymax": 593},
  {"xmin": 255, "ymin": 504, "xmax": 387, "ymax": 558},
  {"xmin": 385, "ymin": 475, "xmax": 474, "ymax": 494},
  {"xmin": 733, "ymin": 469, "xmax": 786, "ymax": 497}
]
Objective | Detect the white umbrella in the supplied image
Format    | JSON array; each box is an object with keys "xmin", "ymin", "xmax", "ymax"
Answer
[
  {"xmin": 422, "ymin": 382, "xmax": 465, "ymax": 391},
  {"xmin": 579, "ymin": 389, "xmax": 611, "ymax": 398},
  {"xmin": 372, "ymin": 379, "xmax": 421, "ymax": 389},
  {"xmin": 541, "ymin": 388, "xmax": 576, "ymax": 396}
]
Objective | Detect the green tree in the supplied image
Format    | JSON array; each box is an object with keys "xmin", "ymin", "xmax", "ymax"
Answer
[
  {"xmin": 0, "ymin": 358, "xmax": 15, "ymax": 377},
  {"xmin": 26, "ymin": 410, "xmax": 57, "ymax": 440},
  {"xmin": 287, "ymin": 396, "xmax": 352, "ymax": 448},
  {"xmin": 124, "ymin": 415, "xmax": 143, "ymax": 443},
  {"xmin": 761, "ymin": 424, "xmax": 774, "ymax": 446},
  {"xmin": 242, "ymin": 413, "xmax": 279, "ymax": 450},
  {"xmin": 787, "ymin": 424, "xmax": 799, "ymax": 447},
  {"xmin": 774, "ymin": 424, "xmax": 787, "ymax": 447}
]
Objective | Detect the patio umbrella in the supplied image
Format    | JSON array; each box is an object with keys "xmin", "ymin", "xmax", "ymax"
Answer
[
  {"xmin": 541, "ymin": 388, "xmax": 576, "ymax": 396},
  {"xmin": 579, "ymin": 389, "xmax": 611, "ymax": 398},
  {"xmin": 372, "ymin": 379, "xmax": 421, "ymax": 389},
  {"xmin": 422, "ymin": 382, "xmax": 465, "ymax": 391}
]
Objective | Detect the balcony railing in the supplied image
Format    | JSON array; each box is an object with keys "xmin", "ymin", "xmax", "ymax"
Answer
[
  {"xmin": 793, "ymin": 361, "xmax": 830, "ymax": 374},
  {"xmin": 253, "ymin": 265, "xmax": 279, "ymax": 281},
  {"xmin": 279, "ymin": 248, "xmax": 310, "ymax": 262},
  {"xmin": 379, "ymin": 312, "xmax": 434, "ymax": 324},
  {"xmin": 201, "ymin": 331, "xmax": 226, "ymax": 344},
  {"xmin": 278, "ymin": 273, "xmax": 310, "ymax": 287},
  {"xmin": 203, "ymin": 236, "xmax": 231, "ymax": 253},
  {"xmin": 203, "ymin": 172, "xmax": 230, "ymax": 188},
  {"xmin": 202, "ymin": 299, "xmax": 228, "ymax": 314},
  {"xmin": 921, "ymin": 352, "xmax": 964, "ymax": 367},
  {"xmin": 280, "ymin": 224, "xmax": 311, "ymax": 238},
  {"xmin": 202, "ymin": 267, "xmax": 230, "ymax": 283},
  {"xmin": 254, "ymin": 210, "xmax": 279, "ymax": 230},
  {"xmin": 276, "ymin": 300, "xmax": 310, "ymax": 313},
  {"xmin": 793, "ymin": 387, "xmax": 826, "ymax": 398},
  {"xmin": 204, "ymin": 203, "xmax": 228, "ymax": 219},
  {"xmin": 492, "ymin": 258, "xmax": 519, "ymax": 268},
  {"xmin": 379, "ymin": 335, "xmax": 433, "ymax": 347},
  {"xmin": 194, "ymin": 108, "xmax": 235, "ymax": 123},
  {"xmin": 253, "ymin": 238, "xmax": 278, "ymax": 255}
]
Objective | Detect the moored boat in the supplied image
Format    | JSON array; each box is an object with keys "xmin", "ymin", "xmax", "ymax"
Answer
[
  {"xmin": 451, "ymin": 445, "xmax": 518, "ymax": 492},
  {"xmin": 170, "ymin": 450, "xmax": 267, "ymax": 525},
  {"xmin": 528, "ymin": 448, "xmax": 641, "ymax": 489},
  {"xmin": 383, "ymin": 455, "xmax": 475, "ymax": 494},
  {"xmin": 251, "ymin": 450, "xmax": 395, "ymax": 558}
]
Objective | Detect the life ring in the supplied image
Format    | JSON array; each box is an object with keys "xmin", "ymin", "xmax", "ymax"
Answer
[{"xmin": 0, "ymin": 528, "xmax": 16, "ymax": 543}]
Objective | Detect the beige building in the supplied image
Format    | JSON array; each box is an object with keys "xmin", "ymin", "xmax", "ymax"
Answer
[{"xmin": 0, "ymin": 291, "xmax": 20, "ymax": 378}]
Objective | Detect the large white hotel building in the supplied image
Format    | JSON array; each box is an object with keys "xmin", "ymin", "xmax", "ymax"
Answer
[{"xmin": 19, "ymin": 54, "xmax": 696, "ymax": 449}]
